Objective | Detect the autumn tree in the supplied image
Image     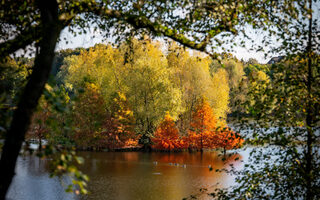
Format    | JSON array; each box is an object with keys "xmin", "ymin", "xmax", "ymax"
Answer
[
  {"xmin": 215, "ymin": 127, "xmax": 244, "ymax": 155},
  {"xmin": 107, "ymin": 92, "xmax": 137, "ymax": 148},
  {"xmin": 26, "ymin": 97, "xmax": 50, "ymax": 150},
  {"xmin": 71, "ymin": 83, "xmax": 107, "ymax": 150},
  {"xmin": 167, "ymin": 44, "xmax": 230, "ymax": 133},
  {"xmin": 210, "ymin": 1, "xmax": 320, "ymax": 199},
  {"xmin": 152, "ymin": 112, "xmax": 186, "ymax": 151},
  {"xmin": 211, "ymin": 58, "xmax": 246, "ymax": 116},
  {"xmin": 61, "ymin": 44, "xmax": 123, "ymax": 102},
  {"xmin": 121, "ymin": 40, "xmax": 183, "ymax": 144},
  {"xmin": 188, "ymin": 98, "xmax": 218, "ymax": 151}
]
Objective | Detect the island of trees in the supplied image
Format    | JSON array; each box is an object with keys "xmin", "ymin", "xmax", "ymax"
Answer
[{"xmin": 3, "ymin": 40, "xmax": 252, "ymax": 152}]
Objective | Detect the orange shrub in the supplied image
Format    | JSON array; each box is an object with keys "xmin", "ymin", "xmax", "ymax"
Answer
[
  {"xmin": 216, "ymin": 127, "xmax": 244, "ymax": 151},
  {"xmin": 152, "ymin": 113, "xmax": 186, "ymax": 151}
]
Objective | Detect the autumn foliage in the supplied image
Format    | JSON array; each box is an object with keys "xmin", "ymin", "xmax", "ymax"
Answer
[
  {"xmin": 215, "ymin": 127, "xmax": 244, "ymax": 151},
  {"xmin": 187, "ymin": 99, "xmax": 217, "ymax": 150},
  {"xmin": 101, "ymin": 92, "xmax": 138, "ymax": 149},
  {"xmin": 152, "ymin": 99, "xmax": 244, "ymax": 151},
  {"xmin": 73, "ymin": 85, "xmax": 138, "ymax": 150},
  {"xmin": 25, "ymin": 42, "xmax": 244, "ymax": 152},
  {"xmin": 72, "ymin": 83, "xmax": 108, "ymax": 149},
  {"xmin": 152, "ymin": 113, "xmax": 186, "ymax": 151}
]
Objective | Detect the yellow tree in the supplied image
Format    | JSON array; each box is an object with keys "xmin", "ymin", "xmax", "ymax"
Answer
[
  {"xmin": 61, "ymin": 44, "xmax": 124, "ymax": 107},
  {"xmin": 210, "ymin": 68, "xmax": 230, "ymax": 125},
  {"xmin": 121, "ymin": 39, "xmax": 183, "ymax": 144},
  {"xmin": 211, "ymin": 59, "xmax": 245, "ymax": 115},
  {"xmin": 167, "ymin": 44, "xmax": 230, "ymax": 133}
]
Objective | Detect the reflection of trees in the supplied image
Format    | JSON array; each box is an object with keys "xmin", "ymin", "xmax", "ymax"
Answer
[
  {"xmin": 77, "ymin": 152, "xmax": 141, "ymax": 175},
  {"xmin": 76, "ymin": 152, "xmax": 243, "ymax": 200},
  {"xmin": 25, "ymin": 156, "xmax": 48, "ymax": 176},
  {"xmin": 152, "ymin": 152, "xmax": 242, "ymax": 168}
]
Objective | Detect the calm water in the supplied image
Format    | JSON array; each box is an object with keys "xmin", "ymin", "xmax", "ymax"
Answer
[{"xmin": 7, "ymin": 151, "xmax": 245, "ymax": 200}]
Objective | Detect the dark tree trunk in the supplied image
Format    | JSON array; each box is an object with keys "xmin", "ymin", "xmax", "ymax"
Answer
[
  {"xmin": 0, "ymin": 0, "xmax": 61, "ymax": 199},
  {"xmin": 305, "ymin": 0, "xmax": 314, "ymax": 199},
  {"xmin": 39, "ymin": 134, "xmax": 42, "ymax": 151}
]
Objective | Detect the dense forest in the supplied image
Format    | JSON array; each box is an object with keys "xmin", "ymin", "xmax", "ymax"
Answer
[{"xmin": 1, "ymin": 39, "xmax": 274, "ymax": 152}]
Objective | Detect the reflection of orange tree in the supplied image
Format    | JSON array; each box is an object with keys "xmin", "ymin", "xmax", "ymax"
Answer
[
  {"xmin": 152, "ymin": 112, "xmax": 187, "ymax": 151},
  {"xmin": 155, "ymin": 153, "xmax": 186, "ymax": 164}
]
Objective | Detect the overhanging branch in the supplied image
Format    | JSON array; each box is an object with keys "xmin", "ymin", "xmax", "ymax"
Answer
[
  {"xmin": 0, "ymin": 26, "xmax": 40, "ymax": 59},
  {"xmin": 90, "ymin": 6, "xmax": 224, "ymax": 58}
]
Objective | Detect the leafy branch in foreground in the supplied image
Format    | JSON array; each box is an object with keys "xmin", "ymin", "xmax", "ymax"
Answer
[{"xmin": 209, "ymin": 1, "xmax": 320, "ymax": 199}]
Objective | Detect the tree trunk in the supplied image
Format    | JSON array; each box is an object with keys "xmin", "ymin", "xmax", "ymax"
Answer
[
  {"xmin": 39, "ymin": 134, "xmax": 42, "ymax": 151},
  {"xmin": 0, "ymin": 1, "xmax": 61, "ymax": 199},
  {"xmin": 305, "ymin": 0, "xmax": 314, "ymax": 199}
]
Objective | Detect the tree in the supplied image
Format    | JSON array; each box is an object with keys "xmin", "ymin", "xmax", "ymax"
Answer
[
  {"xmin": 121, "ymin": 40, "xmax": 183, "ymax": 144},
  {"xmin": 152, "ymin": 112, "xmax": 186, "ymax": 151},
  {"xmin": 71, "ymin": 83, "xmax": 108, "ymax": 150},
  {"xmin": 0, "ymin": 1, "xmax": 62, "ymax": 197},
  {"xmin": 69, "ymin": 83, "xmax": 135, "ymax": 151},
  {"xmin": 61, "ymin": 44, "xmax": 123, "ymax": 102},
  {"xmin": 215, "ymin": 127, "xmax": 244, "ymax": 155},
  {"xmin": 0, "ymin": 58, "xmax": 30, "ymax": 137},
  {"xmin": 211, "ymin": 58, "xmax": 246, "ymax": 115},
  {"xmin": 188, "ymin": 98, "xmax": 217, "ymax": 151},
  {"xmin": 210, "ymin": 1, "xmax": 320, "ymax": 199},
  {"xmin": 210, "ymin": 68, "xmax": 230, "ymax": 124},
  {"xmin": 167, "ymin": 45, "xmax": 230, "ymax": 133},
  {"xmin": 106, "ymin": 92, "xmax": 137, "ymax": 149},
  {"xmin": 26, "ymin": 97, "xmax": 50, "ymax": 151},
  {"xmin": 60, "ymin": 45, "xmax": 138, "ymax": 149}
]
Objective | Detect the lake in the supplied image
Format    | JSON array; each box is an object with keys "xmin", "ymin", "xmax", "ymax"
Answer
[{"xmin": 7, "ymin": 151, "xmax": 246, "ymax": 200}]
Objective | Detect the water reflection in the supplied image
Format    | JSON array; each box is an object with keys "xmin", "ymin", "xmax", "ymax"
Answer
[
  {"xmin": 8, "ymin": 151, "xmax": 243, "ymax": 200},
  {"xmin": 78, "ymin": 151, "xmax": 242, "ymax": 200},
  {"xmin": 7, "ymin": 156, "xmax": 74, "ymax": 200}
]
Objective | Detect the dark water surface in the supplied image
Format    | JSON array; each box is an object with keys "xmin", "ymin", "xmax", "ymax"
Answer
[{"xmin": 8, "ymin": 151, "xmax": 245, "ymax": 200}]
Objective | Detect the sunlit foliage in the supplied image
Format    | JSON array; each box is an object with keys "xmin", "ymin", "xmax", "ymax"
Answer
[{"xmin": 152, "ymin": 112, "xmax": 186, "ymax": 151}]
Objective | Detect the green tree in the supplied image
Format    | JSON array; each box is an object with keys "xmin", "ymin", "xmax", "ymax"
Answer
[
  {"xmin": 211, "ymin": 1, "xmax": 320, "ymax": 199},
  {"xmin": 0, "ymin": 58, "xmax": 30, "ymax": 137}
]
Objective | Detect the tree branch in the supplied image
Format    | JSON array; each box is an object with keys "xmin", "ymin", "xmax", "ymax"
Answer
[
  {"xmin": 90, "ymin": 6, "xmax": 222, "ymax": 58},
  {"xmin": 0, "ymin": 26, "xmax": 39, "ymax": 59}
]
